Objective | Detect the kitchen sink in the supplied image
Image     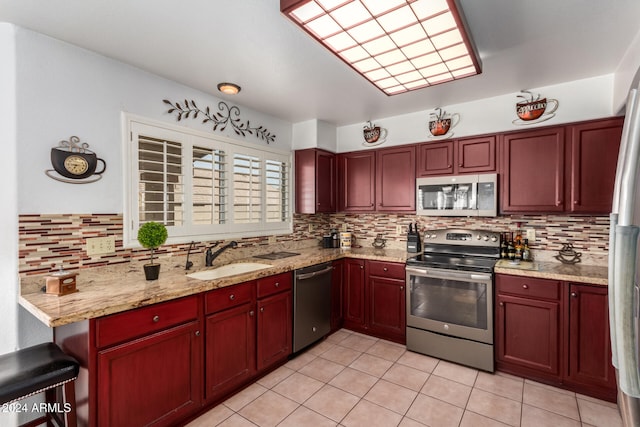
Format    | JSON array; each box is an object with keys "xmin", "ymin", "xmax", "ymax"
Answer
[{"xmin": 186, "ymin": 262, "xmax": 272, "ymax": 280}]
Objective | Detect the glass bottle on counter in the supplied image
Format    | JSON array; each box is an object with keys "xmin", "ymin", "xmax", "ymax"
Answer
[
  {"xmin": 514, "ymin": 222, "xmax": 523, "ymax": 260},
  {"xmin": 522, "ymin": 238, "xmax": 531, "ymax": 261},
  {"xmin": 500, "ymin": 233, "xmax": 508, "ymax": 259},
  {"xmin": 507, "ymin": 233, "xmax": 516, "ymax": 260}
]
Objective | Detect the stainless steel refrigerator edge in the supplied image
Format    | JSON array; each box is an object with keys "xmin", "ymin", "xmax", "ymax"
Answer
[
  {"xmin": 610, "ymin": 83, "xmax": 640, "ymax": 426},
  {"xmin": 293, "ymin": 262, "xmax": 332, "ymax": 353}
]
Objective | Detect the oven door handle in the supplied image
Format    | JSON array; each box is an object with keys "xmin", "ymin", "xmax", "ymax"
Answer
[{"xmin": 406, "ymin": 267, "xmax": 491, "ymax": 282}]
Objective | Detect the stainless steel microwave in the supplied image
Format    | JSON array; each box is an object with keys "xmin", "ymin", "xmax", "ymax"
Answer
[{"xmin": 416, "ymin": 173, "xmax": 498, "ymax": 217}]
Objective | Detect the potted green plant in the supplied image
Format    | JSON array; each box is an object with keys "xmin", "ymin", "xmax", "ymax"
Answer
[{"xmin": 137, "ymin": 221, "xmax": 168, "ymax": 280}]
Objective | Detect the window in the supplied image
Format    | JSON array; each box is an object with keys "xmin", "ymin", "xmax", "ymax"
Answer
[{"xmin": 123, "ymin": 115, "xmax": 291, "ymax": 246}]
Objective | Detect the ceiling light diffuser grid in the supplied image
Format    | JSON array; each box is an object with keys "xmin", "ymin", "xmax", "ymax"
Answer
[{"xmin": 281, "ymin": 0, "xmax": 481, "ymax": 95}]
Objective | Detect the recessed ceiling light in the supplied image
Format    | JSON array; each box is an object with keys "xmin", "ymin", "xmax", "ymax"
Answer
[
  {"xmin": 217, "ymin": 82, "xmax": 241, "ymax": 95},
  {"xmin": 281, "ymin": 0, "xmax": 481, "ymax": 96}
]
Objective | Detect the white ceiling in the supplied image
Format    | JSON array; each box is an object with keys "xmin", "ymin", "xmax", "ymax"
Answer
[{"xmin": 1, "ymin": 0, "xmax": 639, "ymax": 126}]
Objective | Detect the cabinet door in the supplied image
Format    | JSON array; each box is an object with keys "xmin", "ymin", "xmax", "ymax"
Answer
[
  {"xmin": 456, "ymin": 135, "xmax": 496, "ymax": 174},
  {"xmin": 368, "ymin": 276, "xmax": 405, "ymax": 343},
  {"xmin": 205, "ymin": 302, "xmax": 256, "ymax": 400},
  {"xmin": 502, "ymin": 127, "xmax": 565, "ymax": 212},
  {"xmin": 417, "ymin": 141, "xmax": 454, "ymax": 176},
  {"xmin": 568, "ymin": 118, "xmax": 623, "ymax": 213},
  {"xmin": 257, "ymin": 291, "xmax": 292, "ymax": 371},
  {"xmin": 565, "ymin": 284, "xmax": 616, "ymax": 398},
  {"xmin": 294, "ymin": 149, "xmax": 336, "ymax": 214},
  {"xmin": 316, "ymin": 150, "xmax": 337, "ymax": 212},
  {"xmin": 97, "ymin": 321, "xmax": 202, "ymax": 427},
  {"xmin": 343, "ymin": 258, "xmax": 366, "ymax": 330},
  {"xmin": 376, "ymin": 146, "xmax": 416, "ymax": 211},
  {"xmin": 338, "ymin": 152, "xmax": 376, "ymax": 211},
  {"xmin": 496, "ymin": 294, "xmax": 561, "ymax": 380},
  {"xmin": 331, "ymin": 260, "xmax": 344, "ymax": 332}
]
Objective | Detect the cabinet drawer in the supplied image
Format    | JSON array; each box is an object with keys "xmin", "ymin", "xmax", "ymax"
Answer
[
  {"xmin": 257, "ymin": 272, "xmax": 292, "ymax": 298},
  {"xmin": 96, "ymin": 295, "xmax": 199, "ymax": 348},
  {"xmin": 367, "ymin": 260, "xmax": 405, "ymax": 279},
  {"xmin": 205, "ymin": 281, "xmax": 255, "ymax": 314},
  {"xmin": 496, "ymin": 274, "xmax": 561, "ymax": 300}
]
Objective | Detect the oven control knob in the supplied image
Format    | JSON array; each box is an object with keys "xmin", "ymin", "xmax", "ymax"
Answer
[
  {"xmin": 490, "ymin": 235, "xmax": 498, "ymax": 242},
  {"xmin": 443, "ymin": 324, "xmax": 450, "ymax": 331},
  {"xmin": 476, "ymin": 235, "xmax": 481, "ymax": 240},
  {"xmin": 483, "ymin": 235, "xmax": 489, "ymax": 241}
]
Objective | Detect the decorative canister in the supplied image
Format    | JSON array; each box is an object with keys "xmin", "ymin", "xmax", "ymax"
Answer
[{"xmin": 340, "ymin": 232, "xmax": 352, "ymax": 249}]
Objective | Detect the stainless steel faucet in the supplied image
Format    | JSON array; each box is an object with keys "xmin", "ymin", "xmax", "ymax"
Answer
[{"xmin": 205, "ymin": 241, "xmax": 238, "ymax": 266}]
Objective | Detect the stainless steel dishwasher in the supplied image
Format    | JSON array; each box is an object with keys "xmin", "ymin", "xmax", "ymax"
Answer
[{"xmin": 293, "ymin": 262, "xmax": 333, "ymax": 353}]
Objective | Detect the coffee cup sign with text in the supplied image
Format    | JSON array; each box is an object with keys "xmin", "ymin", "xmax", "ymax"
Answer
[
  {"xmin": 516, "ymin": 98, "xmax": 558, "ymax": 121},
  {"xmin": 363, "ymin": 122, "xmax": 387, "ymax": 145},
  {"xmin": 428, "ymin": 112, "xmax": 459, "ymax": 137}
]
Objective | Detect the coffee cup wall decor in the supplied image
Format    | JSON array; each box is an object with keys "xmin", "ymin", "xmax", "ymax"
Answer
[
  {"xmin": 363, "ymin": 121, "xmax": 388, "ymax": 146},
  {"xmin": 428, "ymin": 108, "xmax": 459, "ymax": 139},
  {"xmin": 513, "ymin": 90, "xmax": 559, "ymax": 125},
  {"xmin": 45, "ymin": 136, "xmax": 107, "ymax": 184}
]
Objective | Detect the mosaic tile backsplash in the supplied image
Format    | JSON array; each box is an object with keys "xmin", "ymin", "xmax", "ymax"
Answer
[{"xmin": 18, "ymin": 213, "xmax": 609, "ymax": 275}]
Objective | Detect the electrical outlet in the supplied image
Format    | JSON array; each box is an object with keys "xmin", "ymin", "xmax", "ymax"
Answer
[
  {"xmin": 526, "ymin": 228, "xmax": 536, "ymax": 243},
  {"xmin": 396, "ymin": 225, "xmax": 403, "ymax": 234},
  {"xmin": 268, "ymin": 235, "xmax": 277, "ymax": 244},
  {"xmin": 308, "ymin": 224, "xmax": 313, "ymax": 233},
  {"xmin": 87, "ymin": 236, "xmax": 116, "ymax": 256},
  {"xmin": 341, "ymin": 223, "xmax": 348, "ymax": 232}
]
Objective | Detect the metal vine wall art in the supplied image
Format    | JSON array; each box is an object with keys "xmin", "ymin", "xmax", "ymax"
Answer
[{"xmin": 163, "ymin": 99, "xmax": 276, "ymax": 144}]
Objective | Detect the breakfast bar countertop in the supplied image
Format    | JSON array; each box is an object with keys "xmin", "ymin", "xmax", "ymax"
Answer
[{"xmin": 19, "ymin": 245, "xmax": 409, "ymax": 328}]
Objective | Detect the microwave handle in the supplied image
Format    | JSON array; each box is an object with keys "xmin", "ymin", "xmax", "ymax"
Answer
[{"xmin": 472, "ymin": 181, "xmax": 478, "ymax": 209}]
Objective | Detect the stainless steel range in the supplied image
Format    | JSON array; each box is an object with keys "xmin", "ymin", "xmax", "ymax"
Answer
[{"xmin": 405, "ymin": 228, "xmax": 501, "ymax": 372}]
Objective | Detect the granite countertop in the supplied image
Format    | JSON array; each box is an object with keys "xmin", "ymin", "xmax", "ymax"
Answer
[
  {"xmin": 494, "ymin": 259, "xmax": 608, "ymax": 286},
  {"xmin": 19, "ymin": 245, "xmax": 409, "ymax": 328}
]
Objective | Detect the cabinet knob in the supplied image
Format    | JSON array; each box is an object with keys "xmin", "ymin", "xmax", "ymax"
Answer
[
  {"xmin": 249, "ymin": 310, "xmax": 254, "ymax": 317},
  {"xmin": 499, "ymin": 302, "xmax": 504, "ymax": 306},
  {"xmin": 573, "ymin": 200, "xmax": 579, "ymax": 205},
  {"xmin": 571, "ymin": 292, "xmax": 578, "ymax": 298},
  {"xmin": 260, "ymin": 307, "xmax": 264, "ymax": 313},
  {"xmin": 275, "ymin": 282, "xmax": 280, "ymax": 288},
  {"xmin": 459, "ymin": 163, "xmax": 463, "ymax": 167},
  {"xmin": 195, "ymin": 330, "xmax": 200, "ymax": 336},
  {"xmin": 229, "ymin": 294, "xmax": 235, "ymax": 300},
  {"xmin": 400, "ymin": 286, "xmax": 404, "ymax": 291},
  {"xmin": 383, "ymin": 267, "xmax": 388, "ymax": 272},
  {"xmin": 522, "ymin": 284, "xmax": 529, "ymax": 289},
  {"xmin": 447, "ymin": 164, "xmax": 452, "ymax": 168},
  {"xmin": 152, "ymin": 315, "xmax": 160, "ymax": 323},
  {"xmin": 556, "ymin": 200, "xmax": 562, "ymax": 206},
  {"xmin": 360, "ymin": 265, "xmax": 364, "ymax": 269}
]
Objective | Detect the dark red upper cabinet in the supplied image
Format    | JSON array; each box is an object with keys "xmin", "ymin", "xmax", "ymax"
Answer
[
  {"xmin": 295, "ymin": 148, "xmax": 336, "ymax": 214},
  {"xmin": 338, "ymin": 151, "xmax": 376, "ymax": 212},
  {"xmin": 455, "ymin": 135, "xmax": 496, "ymax": 174},
  {"xmin": 502, "ymin": 127, "xmax": 565, "ymax": 213},
  {"xmin": 376, "ymin": 145, "xmax": 416, "ymax": 211},
  {"xmin": 417, "ymin": 136, "xmax": 496, "ymax": 177},
  {"xmin": 568, "ymin": 118, "xmax": 623, "ymax": 214},
  {"xmin": 417, "ymin": 141, "xmax": 454, "ymax": 176}
]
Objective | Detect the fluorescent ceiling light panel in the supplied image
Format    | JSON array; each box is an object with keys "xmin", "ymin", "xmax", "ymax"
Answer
[{"xmin": 281, "ymin": 0, "xmax": 481, "ymax": 95}]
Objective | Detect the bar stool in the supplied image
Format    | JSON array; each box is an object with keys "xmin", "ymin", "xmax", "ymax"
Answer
[{"xmin": 0, "ymin": 342, "xmax": 79, "ymax": 427}]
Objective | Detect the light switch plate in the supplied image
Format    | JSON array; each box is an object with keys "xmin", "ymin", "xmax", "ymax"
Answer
[
  {"xmin": 87, "ymin": 236, "xmax": 116, "ymax": 256},
  {"xmin": 526, "ymin": 228, "xmax": 536, "ymax": 243},
  {"xmin": 268, "ymin": 235, "xmax": 276, "ymax": 244}
]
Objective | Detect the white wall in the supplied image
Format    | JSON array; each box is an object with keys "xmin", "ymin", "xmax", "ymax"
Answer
[
  {"xmin": 614, "ymin": 27, "xmax": 640, "ymax": 113},
  {"xmin": 15, "ymin": 27, "xmax": 293, "ymax": 215},
  {"xmin": 337, "ymin": 74, "xmax": 616, "ymax": 152},
  {"xmin": 291, "ymin": 119, "xmax": 337, "ymax": 151}
]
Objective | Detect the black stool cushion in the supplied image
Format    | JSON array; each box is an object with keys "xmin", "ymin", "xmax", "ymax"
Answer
[{"xmin": 0, "ymin": 343, "xmax": 80, "ymax": 404}]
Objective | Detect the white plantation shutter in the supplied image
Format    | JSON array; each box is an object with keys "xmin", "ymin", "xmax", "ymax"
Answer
[
  {"xmin": 265, "ymin": 160, "xmax": 289, "ymax": 223},
  {"xmin": 124, "ymin": 115, "xmax": 291, "ymax": 246},
  {"xmin": 192, "ymin": 146, "xmax": 227, "ymax": 225},
  {"xmin": 137, "ymin": 135, "xmax": 184, "ymax": 226}
]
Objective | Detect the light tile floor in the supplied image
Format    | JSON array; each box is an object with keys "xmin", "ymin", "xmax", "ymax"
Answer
[{"xmin": 187, "ymin": 329, "xmax": 623, "ymax": 427}]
